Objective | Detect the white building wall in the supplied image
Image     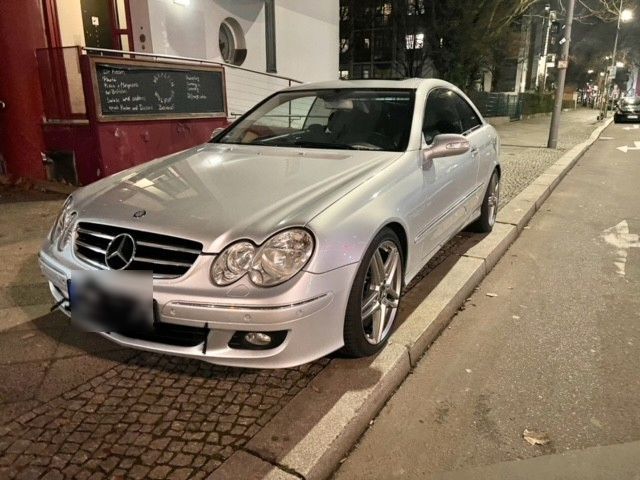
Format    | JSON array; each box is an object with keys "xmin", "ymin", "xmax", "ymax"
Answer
[
  {"xmin": 274, "ymin": 0, "xmax": 339, "ymax": 83},
  {"xmin": 56, "ymin": 0, "xmax": 86, "ymax": 47},
  {"xmin": 130, "ymin": 0, "xmax": 338, "ymax": 116}
]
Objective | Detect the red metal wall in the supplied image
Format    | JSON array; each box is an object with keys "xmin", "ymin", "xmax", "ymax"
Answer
[
  {"xmin": 0, "ymin": 0, "xmax": 48, "ymax": 180},
  {"xmin": 94, "ymin": 119, "xmax": 225, "ymax": 178}
]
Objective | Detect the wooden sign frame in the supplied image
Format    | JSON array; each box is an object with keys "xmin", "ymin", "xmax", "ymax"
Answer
[{"xmin": 89, "ymin": 56, "xmax": 228, "ymax": 122}]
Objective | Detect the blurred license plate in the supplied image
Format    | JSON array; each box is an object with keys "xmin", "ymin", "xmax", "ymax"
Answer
[
  {"xmin": 68, "ymin": 271, "xmax": 153, "ymax": 333},
  {"xmin": 628, "ymin": 115, "xmax": 638, "ymax": 119}
]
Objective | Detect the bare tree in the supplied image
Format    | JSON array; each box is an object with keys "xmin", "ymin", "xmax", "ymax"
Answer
[
  {"xmin": 559, "ymin": 0, "xmax": 640, "ymax": 23},
  {"xmin": 390, "ymin": 0, "xmax": 540, "ymax": 88}
]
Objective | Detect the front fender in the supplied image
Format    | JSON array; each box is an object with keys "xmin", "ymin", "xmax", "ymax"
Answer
[{"xmin": 304, "ymin": 153, "xmax": 419, "ymax": 276}]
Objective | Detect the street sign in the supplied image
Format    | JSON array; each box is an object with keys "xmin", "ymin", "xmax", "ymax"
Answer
[
  {"xmin": 608, "ymin": 66, "xmax": 617, "ymax": 77},
  {"xmin": 558, "ymin": 60, "xmax": 568, "ymax": 69}
]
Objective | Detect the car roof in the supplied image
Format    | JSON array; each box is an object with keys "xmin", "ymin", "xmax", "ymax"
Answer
[{"xmin": 285, "ymin": 78, "xmax": 454, "ymax": 93}]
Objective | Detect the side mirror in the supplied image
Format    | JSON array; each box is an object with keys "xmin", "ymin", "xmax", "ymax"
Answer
[
  {"xmin": 210, "ymin": 127, "xmax": 225, "ymax": 141},
  {"xmin": 422, "ymin": 134, "xmax": 470, "ymax": 169}
]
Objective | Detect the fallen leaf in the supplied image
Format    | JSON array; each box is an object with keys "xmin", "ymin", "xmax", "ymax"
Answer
[
  {"xmin": 523, "ymin": 429, "xmax": 550, "ymax": 446},
  {"xmin": 465, "ymin": 368, "xmax": 472, "ymax": 373},
  {"xmin": 512, "ymin": 315, "xmax": 521, "ymax": 320},
  {"xmin": 21, "ymin": 333, "xmax": 36, "ymax": 340},
  {"xmin": 486, "ymin": 293, "xmax": 498, "ymax": 298}
]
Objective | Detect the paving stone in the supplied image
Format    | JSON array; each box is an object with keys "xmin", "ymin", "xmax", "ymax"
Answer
[{"xmin": 148, "ymin": 465, "xmax": 172, "ymax": 479}]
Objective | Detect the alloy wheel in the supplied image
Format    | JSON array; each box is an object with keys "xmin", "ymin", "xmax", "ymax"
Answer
[
  {"xmin": 487, "ymin": 176, "xmax": 500, "ymax": 227},
  {"xmin": 360, "ymin": 241, "xmax": 402, "ymax": 345}
]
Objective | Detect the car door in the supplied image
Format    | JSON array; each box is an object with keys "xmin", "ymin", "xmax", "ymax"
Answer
[
  {"xmin": 452, "ymin": 92, "xmax": 492, "ymax": 211},
  {"xmin": 416, "ymin": 88, "xmax": 476, "ymax": 260}
]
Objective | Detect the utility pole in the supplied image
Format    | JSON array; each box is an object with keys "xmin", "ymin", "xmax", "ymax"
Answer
[{"xmin": 547, "ymin": 0, "xmax": 575, "ymax": 149}]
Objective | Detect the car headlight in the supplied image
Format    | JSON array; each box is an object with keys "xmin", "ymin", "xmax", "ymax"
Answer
[
  {"xmin": 249, "ymin": 229, "xmax": 314, "ymax": 287},
  {"xmin": 210, "ymin": 229, "xmax": 314, "ymax": 287},
  {"xmin": 49, "ymin": 196, "xmax": 77, "ymax": 251},
  {"xmin": 211, "ymin": 241, "xmax": 256, "ymax": 286}
]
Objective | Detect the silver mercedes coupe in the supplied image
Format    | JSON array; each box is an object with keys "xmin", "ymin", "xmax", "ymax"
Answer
[{"xmin": 40, "ymin": 79, "xmax": 500, "ymax": 368}]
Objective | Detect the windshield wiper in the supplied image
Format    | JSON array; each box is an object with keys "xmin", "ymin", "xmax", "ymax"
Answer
[{"xmin": 291, "ymin": 140, "xmax": 381, "ymax": 151}]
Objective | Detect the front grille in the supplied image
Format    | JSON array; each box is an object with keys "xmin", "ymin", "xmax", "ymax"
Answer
[{"xmin": 74, "ymin": 222, "xmax": 203, "ymax": 278}]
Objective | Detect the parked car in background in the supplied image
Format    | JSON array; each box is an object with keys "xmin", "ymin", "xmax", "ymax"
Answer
[
  {"xmin": 39, "ymin": 79, "xmax": 500, "ymax": 368},
  {"xmin": 614, "ymin": 96, "xmax": 640, "ymax": 123}
]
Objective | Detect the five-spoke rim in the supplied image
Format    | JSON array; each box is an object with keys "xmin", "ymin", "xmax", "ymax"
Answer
[
  {"xmin": 487, "ymin": 176, "xmax": 500, "ymax": 226},
  {"xmin": 361, "ymin": 241, "xmax": 402, "ymax": 345}
]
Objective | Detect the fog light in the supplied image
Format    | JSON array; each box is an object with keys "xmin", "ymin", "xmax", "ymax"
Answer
[
  {"xmin": 228, "ymin": 330, "xmax": 288, "ymax": 350},
  {"xmin": 244, "ymin": 332, "xmax": 271, "ymax": 346}
]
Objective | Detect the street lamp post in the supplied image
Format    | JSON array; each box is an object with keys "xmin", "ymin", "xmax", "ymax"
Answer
[
  {"xmin": 547, "ymin": 0, "xmax": 575, "ymax": 149},
  {"xmin": 602, "ymin": 2, "xmax": 634, "ymax": 119}
]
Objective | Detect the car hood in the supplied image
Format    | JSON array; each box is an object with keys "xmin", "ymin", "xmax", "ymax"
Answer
[{"xmin": 74, "ymin": 144, "xmax": 402, "ymax": 252}]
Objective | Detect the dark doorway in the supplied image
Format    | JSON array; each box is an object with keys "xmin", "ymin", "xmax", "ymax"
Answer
[{"xmin": 81, "ymin": 0, "xmax": 114, "ymax": 49}]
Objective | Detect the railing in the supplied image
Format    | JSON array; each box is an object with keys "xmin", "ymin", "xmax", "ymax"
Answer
[
  {"xmin": 81, "ymin": 47, "xmax": 302, "ymax": 84},
  {"xmin": 467, "ymin": 91, "xmax": 557, "ymax": 120},
  {"xmin": 35, "ymin": 46, "xmax": 304, "ymax": 122},
  {"xmin": 82, "ymin": 47, "xmax": 303, "ymax": 119}
]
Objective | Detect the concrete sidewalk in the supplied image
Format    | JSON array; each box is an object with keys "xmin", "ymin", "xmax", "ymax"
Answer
[
  {"xmin": 0, "ymin": 109, "xmax": 609, "ymax": 479},
  {"xmin": 333, "ymin": 121, "xmax": 640, "ymax": 479}
]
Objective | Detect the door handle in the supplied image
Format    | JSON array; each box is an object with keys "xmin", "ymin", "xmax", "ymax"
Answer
[{"xmin": 471, "ymin": 147, "xmax": 479, "ymax": 157}]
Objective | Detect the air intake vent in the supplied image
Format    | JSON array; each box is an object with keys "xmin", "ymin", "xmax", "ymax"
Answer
[{"xmin": 74, "ymin": 222, "xmax": 202, "ymax": 279}]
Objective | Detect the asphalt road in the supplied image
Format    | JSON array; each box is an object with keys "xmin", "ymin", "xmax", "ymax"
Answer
[{"xmin": 334, "ymin": 121, "xmax": 640, "ymax": 480}]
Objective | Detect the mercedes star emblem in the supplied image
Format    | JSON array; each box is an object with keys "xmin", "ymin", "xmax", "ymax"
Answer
[{"xmin": 104, "ymin": 233, "xmax": 136, "ymax": 270}]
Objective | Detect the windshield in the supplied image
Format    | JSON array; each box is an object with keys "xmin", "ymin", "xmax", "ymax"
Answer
[
  {"xmin": 621, "ymin": 97, "xmax": 640, "ymax": 105},
  {"xmin": 215, "ymin": 89, "xmax": 415, "ymax": 152}
]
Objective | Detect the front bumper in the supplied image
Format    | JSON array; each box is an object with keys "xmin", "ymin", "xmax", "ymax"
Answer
[
  {"xmin": 39, "ymin": 244, "xmax": 358, "ymax": 368},
  {"xmin": 615, "ymin": 111, "xmax": 640, "ymax": 122}
]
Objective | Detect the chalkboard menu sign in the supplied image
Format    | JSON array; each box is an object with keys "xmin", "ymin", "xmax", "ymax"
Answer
[{"xmin": 91, "ymin": 59, "xmax": 226, "ymax": 121}]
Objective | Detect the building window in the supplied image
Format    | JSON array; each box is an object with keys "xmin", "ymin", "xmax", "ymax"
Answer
[
  {"xmin": 408, "ymin": 0, "xmax": 426, "ymax": 15},
  {"xmin": 405, "ymin": 33, "xmax": 424, "ymax": 50},
  {"xmin": 219, "ymin": 18, "xmax": 247, "ymax": 66},
  {"xmin": 265, "ymin": 0, "xmax": 277, "ymax": 72}
]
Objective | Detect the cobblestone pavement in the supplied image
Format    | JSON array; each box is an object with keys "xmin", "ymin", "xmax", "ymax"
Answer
[
  {"xmin": 0, "ymin": 109, "xmax": 604, "ymax": 479},
  {"xmin": 497, "ymin": 109, "xmax": 600, "ymax": 205},
  {"xmin": 0, "ymin": 354, "xmax": 327, "ymax": 479}
]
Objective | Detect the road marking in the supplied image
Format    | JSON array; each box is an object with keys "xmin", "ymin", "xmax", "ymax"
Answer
[
  {"xmin": 616, "ymin": 141, "xmax": 640, "ymax": 153},
  {"xmin": 601, "ymin": 220, "xmax": 640, "ymax": 277},
  {"xmin": 622, "ymin": 125, "xmax": 640, "ymax": 130}
]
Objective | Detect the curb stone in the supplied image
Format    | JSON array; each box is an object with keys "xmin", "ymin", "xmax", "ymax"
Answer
[
  {"xmin": 392, "ymin": 256, "xmax": 485, "ymax": 366},
  {"xmin": 218, "ymin": 117, "xmax": 613, "ymax": 480},
  {"xmin": 243, "ymin": 343, "xmax": 410, "ymax": 480},
  {"xmin": 209, "ymin": 450, "xmax": 300, "ymax": 480}
]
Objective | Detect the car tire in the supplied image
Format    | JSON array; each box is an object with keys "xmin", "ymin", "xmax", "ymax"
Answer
[
  {"xmin": 342, "ymin": 228, "xmax": 403, "ymax": 358},
  {"xmin": 614, "ymin": 115, "xmax": 620, "ymax": 124},
  {"xmin": 468, "ymin": 169, "xmax": 500, "ymax": 233}
]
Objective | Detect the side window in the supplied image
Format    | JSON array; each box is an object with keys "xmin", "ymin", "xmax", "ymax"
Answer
[
  {"xmin": 303, "ymin": 97, "xmax": 332, "ymax": 130},
  {"xmin": 422, "ymin": 89, "xmax": 463, "ymax": 144},
  {"xmin": 453, "ymin": 94, "xmax": 482, "ymax": 132},
  {"xmin": 255, "ymin": 96, "xmax": 315, "ymax": 130}
]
